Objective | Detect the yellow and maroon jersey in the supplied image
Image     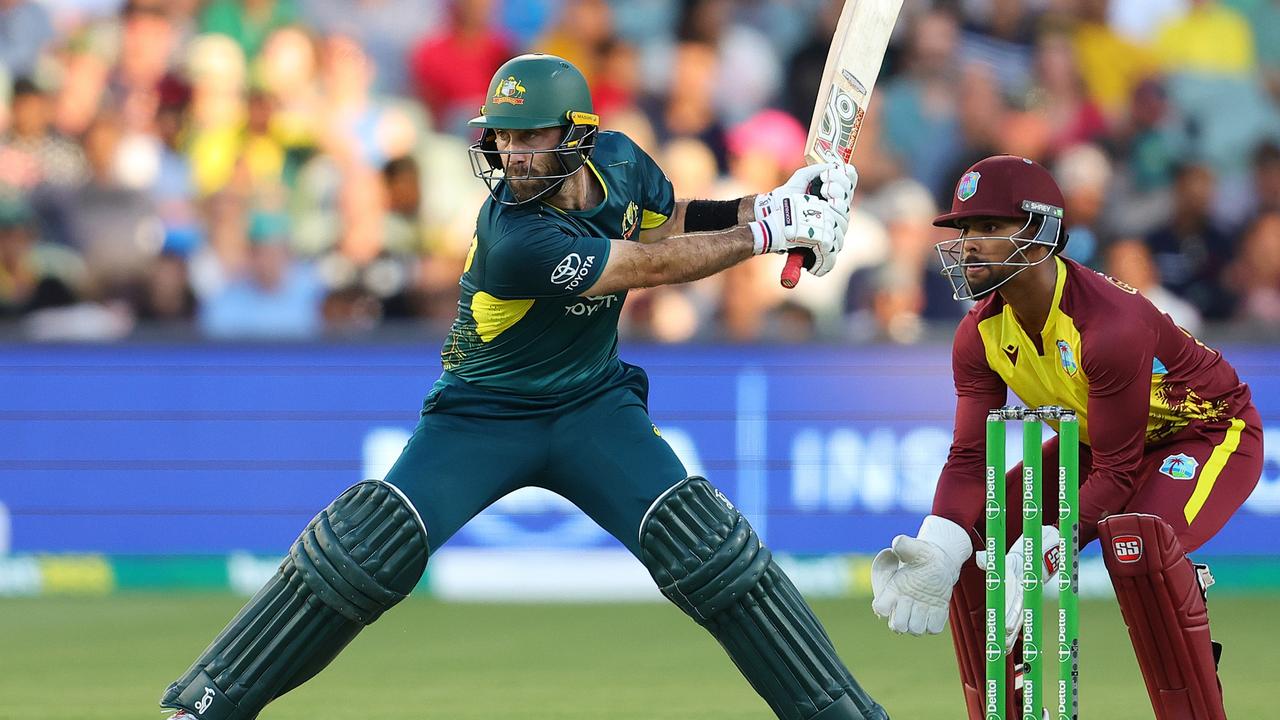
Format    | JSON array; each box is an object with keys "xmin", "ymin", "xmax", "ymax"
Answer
[{"xmin": 934, "ymin": 256, "xmax": 1252, "ymax": 542}]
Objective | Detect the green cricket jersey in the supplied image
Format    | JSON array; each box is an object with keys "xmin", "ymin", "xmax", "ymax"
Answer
[{"xmin": 439, "ymin": 131, "xmax": 675, "ymax": 395}]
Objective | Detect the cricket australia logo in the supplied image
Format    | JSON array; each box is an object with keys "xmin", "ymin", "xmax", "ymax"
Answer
[
  {"xmin": 621, "ymin": 201, "xmax": 639, "ymax": 240},
  {"xmin": 957, "ymin": 171, "xmax": 981, "ymax": 202},
  {"xmin": 493, "ymin": 76, "xmax": 526, "ymax": 105},
  {"xmin": 1159, "ymin": 453, "xmax": 1198, "ymax": 480}
]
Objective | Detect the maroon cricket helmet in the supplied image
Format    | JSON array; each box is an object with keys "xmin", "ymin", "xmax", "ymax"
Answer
[{"xmin": 933, "ymin": 155, "xmax": 1066, "ymax": 228}]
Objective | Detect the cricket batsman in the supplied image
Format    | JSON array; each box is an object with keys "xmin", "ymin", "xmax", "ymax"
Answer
[
  {"xmin": 868, "ymin": 155, "xmax": 1261, "ymax": 720},
  {"xmin": 160, "ymin": 54, "xmax": 891, "ymax": 720}
]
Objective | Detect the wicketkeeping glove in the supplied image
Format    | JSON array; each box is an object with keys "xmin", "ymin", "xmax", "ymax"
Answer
[
  {"xmin": 974, "ymin": 524, "xmax": 1062, "ymax": 652},
  {"xmin": 871, "ymin": 515, "xmax": 973, "ymax": 635}
]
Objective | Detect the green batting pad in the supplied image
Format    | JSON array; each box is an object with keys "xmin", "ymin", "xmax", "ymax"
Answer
[
  {"xmin": 640, "ymin": 477, "xmax": 889, "ymax": 720},
  {"xmin": 161, "ymin": 481, "xmax": 428, "ymax": 720}
]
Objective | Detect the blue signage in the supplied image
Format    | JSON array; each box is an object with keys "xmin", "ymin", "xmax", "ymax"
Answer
[{"xmin": 1, "ymin": 344, "xmax": 1276, "ymax": 556}]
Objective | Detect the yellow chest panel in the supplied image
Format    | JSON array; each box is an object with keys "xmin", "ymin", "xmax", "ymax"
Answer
[{"xmin": 977, "ymin": 276, "xmax": 1094, "ymax": 442}]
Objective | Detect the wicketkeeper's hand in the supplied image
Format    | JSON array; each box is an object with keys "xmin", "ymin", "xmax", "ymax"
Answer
[
  {"xmin": 974, "ymin": 524, "xmax": 1062, "ymax": 652},
  {"xmin": 749, "ymin": 193, "xmax": 846, "ymax": 277},
  {"xmin": 871, "ymin": 515, "xmax": 972, "ymax": 635}
]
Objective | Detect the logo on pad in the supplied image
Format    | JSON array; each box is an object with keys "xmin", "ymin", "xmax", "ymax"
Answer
[
  {"xmin": 195, "ymin": 687, "xmax": 217, "ymax": 714},
  {"xmin": 1112, "ymin": 535, "xmax": 1143, "ymax": 563}
]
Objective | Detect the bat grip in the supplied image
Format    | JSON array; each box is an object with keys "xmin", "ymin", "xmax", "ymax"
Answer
[
  {"xmin": 781, "ymin": 251, "xmax": 805, "ymax": 288},
  {"xmin": 780, "ymin": 176, "xmax": 826, "ymax": 289}
]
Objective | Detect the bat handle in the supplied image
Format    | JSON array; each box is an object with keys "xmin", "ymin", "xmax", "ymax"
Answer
[
  {"xmin": 781, "ymin": 250, "xmax": 805, "ymax": 289},
  {"xmin": 780, "ymin": 174, "xmax": 825, "ymax": 289}
]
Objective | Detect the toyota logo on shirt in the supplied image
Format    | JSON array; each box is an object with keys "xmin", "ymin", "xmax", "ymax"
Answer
[
  {"xmin": 551, "ymin": 253, "xmax": 582, "ymax": 284},
  {"xmin": 550, "ymin": 253, "xmax": 595, "ymax": 291}
]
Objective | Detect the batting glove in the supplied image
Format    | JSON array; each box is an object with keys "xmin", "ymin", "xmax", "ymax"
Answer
[
  {"xmin": 755, "ymin": 162, "xmax": 857, "ymax": 224},
  {"xmin": 818, "ymin": 162, "xmax": 857, "ymax": 217},
  {"xmin": 748, "ymin": 193, "xmax": 847, "ymax": 277}
]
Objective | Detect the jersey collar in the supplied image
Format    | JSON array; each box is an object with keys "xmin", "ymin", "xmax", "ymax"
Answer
[
  {"xmin": 1046, "ymin": 256, "xmax": 1067, "ymax": 329},
  {"xmin": 1002, "ymin": 255, "xmax": 1067, "ymax": 350},
  {"xmin": 541, "ymin": 159, "xmax": 610, "ymax": 218}
]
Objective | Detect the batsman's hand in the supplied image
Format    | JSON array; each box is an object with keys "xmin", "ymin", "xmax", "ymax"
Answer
[
  {"xmin": 974, "ymin": 524, "xmax": 1062, "ymax": 652},
  {"xmin": 871, "ymin": 515, "xmax": 972, "ymax": 636},
  {"xmin": 755, "ymin": 162, "xmax": 858, "ymax": 224},
  {"xmin": 817, "ymin": 162, "xmax": 857, "ymax": 217},
  {"xmin": 748, "ymin": 193, "xmax": 846, "ymax": 277}
]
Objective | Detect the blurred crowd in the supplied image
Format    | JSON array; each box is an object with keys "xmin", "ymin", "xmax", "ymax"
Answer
[{"xmin": 1, "ymin": 0, "xmax": 1278, "ymax": 342}]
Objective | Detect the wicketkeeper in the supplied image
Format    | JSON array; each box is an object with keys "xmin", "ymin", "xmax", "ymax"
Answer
[{"xmin": 869, "ymin": 155, "xmax": 1262, "ymax": 720}]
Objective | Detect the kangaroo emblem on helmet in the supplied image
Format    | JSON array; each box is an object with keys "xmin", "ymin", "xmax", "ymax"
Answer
[{"xmin": 494, "ymin": 77, "xmax": 526, "ymax": 104}]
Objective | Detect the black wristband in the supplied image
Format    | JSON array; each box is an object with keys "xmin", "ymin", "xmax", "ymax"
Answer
[{"xmin": 685, "ymin": 199, "xmax": 742, "ymax": 231}]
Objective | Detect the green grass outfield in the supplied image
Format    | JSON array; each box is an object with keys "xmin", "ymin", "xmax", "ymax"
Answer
[{"xmin": 2, "ymin": 594, "xmax": 1275, "ymax": 719}]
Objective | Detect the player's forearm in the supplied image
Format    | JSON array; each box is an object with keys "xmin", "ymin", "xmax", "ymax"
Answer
[
  {"xmin": 932, "ymin": 391, "xmax": 1006, "ymax": 533},
  {"xmin": 584, "ymin": 226, "xmax": 755, "ymax": 295},
  {"xmin": 644, "ymin": 197, "xmax": 757, "ymax": 242},
  {"xmin": 633, "ymin": 225, "xmax": 755, "ymax": 287}
]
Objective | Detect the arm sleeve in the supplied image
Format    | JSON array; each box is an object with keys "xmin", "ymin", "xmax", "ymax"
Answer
[
  {"xmin": 932, "ymin": 314, "xmax": 1007, "ymax": 536},
  {"xmin": 1078, "ymin": 319, "xmax": 1156, "ymax": 546},
  {"xmin": 483, "ymin": 222, "xmax": 612, "ymax": 300},
  {"xmin": 632, "ymin": 143, "xmax": 675, "ymax": 230}
]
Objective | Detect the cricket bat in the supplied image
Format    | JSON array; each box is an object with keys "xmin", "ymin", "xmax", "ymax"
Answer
[{"xmin": 781, "ymin": 0, "xmax": 904, "ymax": 289}]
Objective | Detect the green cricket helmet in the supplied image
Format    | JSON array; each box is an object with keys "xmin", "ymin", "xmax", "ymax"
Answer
[{"xmin": 468, "ymin": 53, "xmax": 600, "ymax": 205}]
